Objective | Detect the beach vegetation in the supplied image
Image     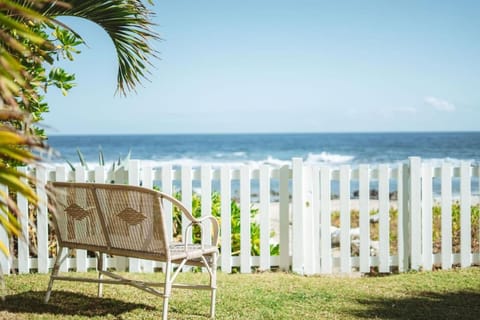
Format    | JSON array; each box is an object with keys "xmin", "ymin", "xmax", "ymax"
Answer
[
  {"xmin": 169, "ymin": 191, "xmax": 280, "ymax": 258},
  {"xmin": 331, "ymin": 202, "xmax": 480, "ymax": 257},
  {"xmin": 0, "ymin": 0, "xmax": 158, "ymax": 267}
]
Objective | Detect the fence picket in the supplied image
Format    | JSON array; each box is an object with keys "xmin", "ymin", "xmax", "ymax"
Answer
[
  {"xmin": 140, "ymin": 165, "xmax": 154, "ymax": 272},
  {"xmin": 220, "ymin": 166, "xmax": 232, "ymax": 273},
  {"xmin": 302, "ymin": 166, "xmax": 314, "ymax": 275},
  {"xmin": 409, "ymin": 157, "xmax": 422, "ymax": 270},
  {"xmin": 74, "ymin": 167, "xmax": 88, "ymax": 272},
  {"xmin": 421, "ymin": 164, "xmax": 433, "ymax": 270},
  {"xmin": 279, "ymin": 165, "xmax": 290, "ymax": 271},
  {"xmin": 398, "ymin": 163, "xmax": 409, "ymax": 272},
  {"xmin": 292, "ymin": 158, "xmax": 304, "ymax": 274},
  {"xmin": 460, "ymin": 161, "xmax": 471, "ymax": 267},
  {"xmin": 181, "ymin": 165, "xmax": 193, "ymax": 242},
  {"xmin": 339, "ymin": 165, "xmax": 351, "ymax": 273},
  {"xmin": 94, "ymin": 166, "xmax": 110, "ymax": 271},
  {"xmin": 441, "ymin": 163, "xmax": 452, "ymax": 269},
  {"xmin": 311, "ymin": 167, "xmax": 320, "ymax": 274},
  {"xmin": 161, "ymin": 164, "xmax": 173, "ymax": 242},
  {"xmin": 378, "ymin": 164, "xmax": 389, "ymax": 273},
  {"xmin": 56, "ymin": 166, "xmax": 69, "ymax": 272},
  {"xmin": 359, "ymin": 165, "xmax": 370, "ymax": 273},
  {"xmin": 259, "ymin": 165, "xmax": 271, "ymax": 271},
  {"xmin": 201, "ymin": 165, "xmax": 212, "ymax": 246},
  {"xmin": 128, "ymin": 160, "xmax": 141, "ymax": 273},
  {"xmin": 17, "ymin": 168, "xmax": 29, "ymax": 274},
  {"xmin": 240, "ymin": 166, "xmax": 251, "ymax": 273},
  {"xmin": 36, "ymin": 167, "xmax": 49, "ymax": 273},
  {"xmin": 320, "ymin": 166, "xmax": 332, "ymax": 274},
  {"xmin": 179, "ymin": 166, "xmax": 192, "ymax": 272}
]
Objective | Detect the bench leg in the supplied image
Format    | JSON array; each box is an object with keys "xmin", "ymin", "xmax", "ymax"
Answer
[
  {"xmin": 45, "ymin": 246, "xmax": 65, "ymax": 303},
  {"xmin": 97, "ymin": 252, "xmax": 105, "ymax": 297},
  {"xmin": 162, "ymin": 261, "xmax": 172, "ymax": 320},
  {"xmin": 209, "ymin": 252, "xmax": 218, "ymax": 319}
]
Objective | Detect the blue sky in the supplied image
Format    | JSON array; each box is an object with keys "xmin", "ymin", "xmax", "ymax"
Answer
[{"xmin": 44, "ymin": 0, "xmax": 480, "ymax": 135}]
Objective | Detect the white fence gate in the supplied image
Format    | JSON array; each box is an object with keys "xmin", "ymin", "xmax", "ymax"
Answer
[{"xmin": 1, "ymin": 157, "xmax": 479, "ymax": 275}]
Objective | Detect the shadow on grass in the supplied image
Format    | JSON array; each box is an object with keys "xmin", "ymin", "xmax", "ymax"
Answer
[
  {"xmin": 350, "ymin": 291, "xmax": 480, "ymax": 320},
  {"xmin": 0, "ymin": 290, "xmax": 155, "ymax": 317}
]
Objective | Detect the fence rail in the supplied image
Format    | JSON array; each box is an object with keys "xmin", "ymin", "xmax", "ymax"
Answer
[{"xmin": 1, "ymin": 157, "xmax": 479, "ymax": 275}]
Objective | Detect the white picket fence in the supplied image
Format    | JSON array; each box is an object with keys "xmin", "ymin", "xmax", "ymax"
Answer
[{"xmin": 1, "ymin": 157, "xmax": 479, "ymax": 275}]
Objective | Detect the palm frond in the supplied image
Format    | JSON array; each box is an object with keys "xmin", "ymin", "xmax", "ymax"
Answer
[
  {"xmin": 44, "ymin": 0, "xmax": 159, "ymax": 95},
  {"xmin": 0, "ymin": 0, "xmax": 58, "ymax": 108},
  {"xmin": 98, "ymin": 145, "xmax": 104, "ymax": 166},
  {"xmin": 76, "ymin": 147, "xmax": 88, "ymax": 169}
]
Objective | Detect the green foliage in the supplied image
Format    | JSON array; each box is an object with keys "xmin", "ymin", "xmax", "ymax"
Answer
[
  {"xmin": 432, "ymin": 202, "xmax": 480, "ymax": 252},
  {"xmin": 0, "ymin": 0, "xmax": 158, "ymax": 264},
  {"xmin": 13, "ymin": 23, "xmax": 80, "ymax": 139},
  {"xmin": 162, "ymin": 189, "xmax": 279, "ymax": 257},
  {"xmin": 65, "ymin": 147, "xmax": 131, "ymax": 173},
  {"xmin": 51, "ymin": 26, "xmax": 83, "ymax": 61}
]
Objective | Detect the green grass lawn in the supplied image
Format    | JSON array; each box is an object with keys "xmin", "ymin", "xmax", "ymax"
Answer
[{"xmin": 2, "ymin": 268, "xmax": 480, "ymax": 319}]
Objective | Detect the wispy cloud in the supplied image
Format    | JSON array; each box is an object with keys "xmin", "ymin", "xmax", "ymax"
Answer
[{"xmin": 424, "ymin": 96, "xmax": 456, "ymax": 112}]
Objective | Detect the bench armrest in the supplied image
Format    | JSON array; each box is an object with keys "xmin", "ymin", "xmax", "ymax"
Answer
[{"xmin": 158, "ymin": 192, "xmax": 219, "ymax": 247}]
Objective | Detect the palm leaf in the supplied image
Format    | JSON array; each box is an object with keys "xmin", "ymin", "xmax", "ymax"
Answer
[
  {"xmin": 42, "ymin": 0, "xmax": 159, "ymax": 95},
  {"xmin": 98, "ymin": 145, "xmax": 104, "ymax": 166},
  {"xmin": 0, "ymin": 0, "xmax": 60, "ymax": 107},
  {"xmin": 65, "ymin": 158, "xmax": 75, "ymax": 171},
  {"xmin": 76, "ymin": 147, "xmax": 88, "ymax": 169}
]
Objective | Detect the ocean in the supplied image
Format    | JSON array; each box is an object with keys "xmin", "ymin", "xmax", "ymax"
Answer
[{"xmin": 46, "ymin": 132, "xmax": 480, "ymax": 168}]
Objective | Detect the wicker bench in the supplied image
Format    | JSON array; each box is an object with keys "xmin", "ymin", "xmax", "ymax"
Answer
[{"xmin": 45, "ymin": 182, "xmax": 219, "ymax": 319}]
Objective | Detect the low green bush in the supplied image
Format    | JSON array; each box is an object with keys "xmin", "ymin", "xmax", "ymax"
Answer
[{"xmin": 155, "ymin": 188, "xmax": 279, "ymax": 257}]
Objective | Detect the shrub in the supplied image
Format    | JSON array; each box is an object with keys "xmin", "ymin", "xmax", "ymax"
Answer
[{"xmin": 169, "ymin": 191, "xmax": 279, "ymax": 256}]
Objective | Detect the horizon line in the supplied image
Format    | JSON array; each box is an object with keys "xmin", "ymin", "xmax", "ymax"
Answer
[{"xmin": 47, "ymin": 130, "xmax": 480, "ymax": 136}]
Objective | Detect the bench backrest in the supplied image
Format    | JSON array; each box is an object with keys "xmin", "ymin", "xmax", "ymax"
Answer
[{"xmin": 49, "ymin": 182, "xmax": 170, "ymax": 259}]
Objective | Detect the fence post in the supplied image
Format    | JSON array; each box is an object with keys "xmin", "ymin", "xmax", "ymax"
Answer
[
  {"xmin": 292, "ymin": 158, "xmax": 305, "ymax": 274},
  {"xmin": 398, "ymin": 162, "xmax": 411, "ymax": 272}
]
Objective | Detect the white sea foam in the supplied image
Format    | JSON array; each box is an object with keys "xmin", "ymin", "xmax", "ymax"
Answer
[
  {"xmin": 46, "ymin": 155, "xmax": 478, "ymax": 171},
  {"xmin": 304, "ymin": 152, "xmax": 354, "ymax": 165}
]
